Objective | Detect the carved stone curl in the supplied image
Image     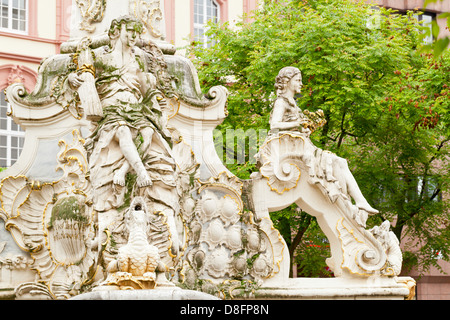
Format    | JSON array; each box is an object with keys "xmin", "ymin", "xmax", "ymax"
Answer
[
  {"xmin": 130, "ymin": 0, "xmax": 164, "ymax": 39},
  {"xmin": 0, "ymin": 131, "xmax": 97, "ymax": 300},
  {"xmin": 76, "ymin": 0, "xmax": 107, "ymax": 33},
  {"xmin": 258, "ymin": 133, "xmax": 304, "ymax": 194}
]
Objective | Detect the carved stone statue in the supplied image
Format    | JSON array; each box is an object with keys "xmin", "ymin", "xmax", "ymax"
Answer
[
  {"xmin": 251, "ymin": 66, "xmax": 406, "ymax": 281},
  {"xmin": 269, "ymin": 66, "xmax": 378, "ymax": 214},
  {"xmin": 69, "ymin": 16, "xmax": 180, "ymax": 253}
]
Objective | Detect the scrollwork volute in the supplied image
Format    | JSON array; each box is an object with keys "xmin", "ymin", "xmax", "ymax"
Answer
[
  {"xmin": 76, "ymin": 0, "xmax": 107, "ymax": 33},
  {"xmin": 130, "ymin": 0, "xmax": 164, "ymax": 39},
  {"xmin": 0, "ymin": 131, "xmax": 97, "ymax": 299},
  {"xmin": 258, "ymin": 133, "xmax": 304, "ymax": 194}
]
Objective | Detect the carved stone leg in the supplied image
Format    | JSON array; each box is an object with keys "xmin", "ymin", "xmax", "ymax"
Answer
[
  {"xmin": 115, "ymin": 126, "xmax": 153, "ymax": 188},
  {"xmin": 335, "ymin": 158, "xmax": 379, "ymax": 214},
  {"xmin": 113, "ymin": 161, "xmax": 130, "ymax": 186}
]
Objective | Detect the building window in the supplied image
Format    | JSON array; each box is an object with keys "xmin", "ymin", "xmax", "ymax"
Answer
[
  {"xmin": 0, "ymin": 90, "xmax": 24, "ymax": 168},
  {"xmin": 0, "ymin": 0, "xmax": 28, "ymax": 33},
  {"xmin": 414, "ymin": 12, "xmax": 435, "ymax": 45},
  {"xmin": 194, "ymin": 0, "xmax": 219, "ymax": 48}
]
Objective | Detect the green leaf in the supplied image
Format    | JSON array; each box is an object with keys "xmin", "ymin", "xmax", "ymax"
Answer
[
  {"xmin": 437, "ymin": 12, "xmax": 450, "ymax": 20},
  {"xmin": 432, "ymin": 20, "xmax": 440, "ymax": 39},
  {"xmin": 433, "ymin": 37, "xmax": 450, "ymax": 57}
]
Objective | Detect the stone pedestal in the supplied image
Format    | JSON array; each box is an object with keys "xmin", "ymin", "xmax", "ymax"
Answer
[
  {"xmin": 70, "ymin": 287, "xmax": 220, "ymax": 300},
  {"xmin": 233, "ymin": 277, "xmax": 415, "ymax": 300}
]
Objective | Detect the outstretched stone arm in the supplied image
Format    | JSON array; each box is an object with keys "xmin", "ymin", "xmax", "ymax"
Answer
[{"xmin": 74, "ymin": 38, "xmax": 103, "ymax": 121}]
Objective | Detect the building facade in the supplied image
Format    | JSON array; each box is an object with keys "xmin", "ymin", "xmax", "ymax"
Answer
[
  {"xmin": 0, "ymin": 0, "xmax": 449, "ymax": 299},
  {"xmin": 0, "ymin": 0, "xmax": 71, "ymax": 167},
  {"xmin": 165, "ymin": 0, "xmax": 259, "ymax": 49},
  {"xmin": 373, "ymin": 0, "xmax": 450, "ymax": 41}
]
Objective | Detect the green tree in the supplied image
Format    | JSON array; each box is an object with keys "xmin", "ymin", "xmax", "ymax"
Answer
[
  {"xmin": 422, "ymin": 0, "xmax": 450, "ymax": 57},
  {"xmin": 189, "ymin": 0, "xmax": 450, "ymax": 276},
  {"xmin": 354, "ymin": 51, "xmax": 450, "ymax": 274}
]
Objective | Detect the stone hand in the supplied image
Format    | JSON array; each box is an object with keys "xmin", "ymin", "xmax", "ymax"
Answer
[
  {"xmin": 68, "ymin": 73, "xmax": 84, "ymax": 89},
  {"xmin": 301, "ymin": 126, "xmax": 312, "ymax": 137}
]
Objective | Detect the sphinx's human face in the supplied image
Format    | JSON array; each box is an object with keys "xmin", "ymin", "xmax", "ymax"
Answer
[
  {"xmin": 120, "ymin": 24, "xmax": 138, "ymax": 47},
  {"xmin": 288, "ymin": 73, "xmax": 303, "ymax": 95}
]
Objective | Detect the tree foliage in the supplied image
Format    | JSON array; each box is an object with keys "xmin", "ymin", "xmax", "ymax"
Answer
[
  {"xmin": 422, "ymin": 0, "xmax": 450, "ymax": 57},
  {"xmin": 189, "ymin": 0, "xmax": 450, "ymax": 276}
]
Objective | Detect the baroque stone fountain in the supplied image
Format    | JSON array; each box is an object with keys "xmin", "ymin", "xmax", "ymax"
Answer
[{"xmin": 0, "ymin": 0, "xmax": 415, "ymax": 300}]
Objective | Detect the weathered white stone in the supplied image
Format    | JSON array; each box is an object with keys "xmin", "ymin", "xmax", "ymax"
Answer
[
  {"xmin": 0, "ymin": 0, "xmax": 416, "ymax": 301},
  {"xmin": 70, "ymin": 287, "xmax": 220, "ymax": 300},
  {"xmin": 239, "ymin": 277, "xmax": 414, "ymax": 300},
  {"xmin": 71, "ymin": 0, "xmax": 167, "ymax": 43}
]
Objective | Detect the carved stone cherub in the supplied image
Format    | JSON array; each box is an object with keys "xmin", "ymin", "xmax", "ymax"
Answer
[{"xmin": 370, "ymin": 220, "xmax": 403, "ymax": 276}]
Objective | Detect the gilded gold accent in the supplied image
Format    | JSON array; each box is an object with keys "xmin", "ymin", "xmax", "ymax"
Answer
[
  {"xmin": 168, "ymin": 96, "xmax": 181, "ymax": 120},
  {"xmin": 72, "ymin": 53, "xmax": 79, "ymax": 66},
  {"xmin": 258, "ymin": 133, "xmax": 305, "ymax": 195},
  {"xmin": 197, "ymin": 171, "xmax": 244, "ymax": 196},
  {"xmin": 77, "ymin": 64, "xmax": 96, "ymax": 77},
  {"xmin": 397, "ymin": 278, "xmax": 417, "ymax": 300},
  {"xmin": 259, "ymin": 132, "xmax": 306, "ymax": 151}
]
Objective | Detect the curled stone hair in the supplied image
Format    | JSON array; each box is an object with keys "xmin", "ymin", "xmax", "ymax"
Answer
[
  {"xmin": 275, "ymin": 66, "xmax": 302, "ymax": 96},
  {"xmin": 108, "ymin": 15, "xmax": 144, "ymax": 40}
]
